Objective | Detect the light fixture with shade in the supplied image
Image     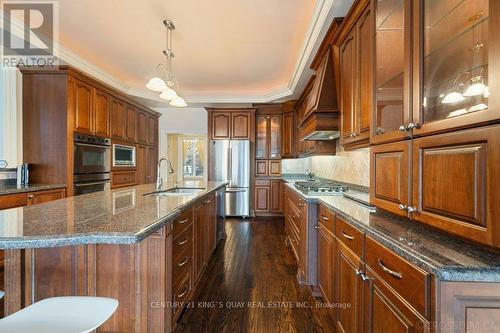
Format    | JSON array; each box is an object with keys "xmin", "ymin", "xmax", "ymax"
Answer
[
  {"xmin": 146, "ymin": 19, "xmax": 187, "ymax": 107},
  {"xmin": 441, "ymin": 72, "xmax": 467, "ymax": 104},
  {"xmin": 169, "ymin": 96, "xmax": 187, "ymax": 107},
  {"xmin": 463, "ymin": 75, "xmax": 486, "ymax": 97}
]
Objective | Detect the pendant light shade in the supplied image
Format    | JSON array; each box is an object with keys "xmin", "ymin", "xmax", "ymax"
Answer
[
  {"xmin": 463, "ymin": 76, "xmax": 486, "ymax": 97},
  {"xmin": 169, "ymin": 96, "xmax": 187, "ymax": 107},
  {"xmin": 442, "ymin": 91, "xmax": 465, "ymax": 104},
  {"xmin": 146, "ymin": 77, "xmax": 167, "ymax": 92},
  {"xmin": 159, "ymin": 87, "xmax": 178, "ymax": 101}
]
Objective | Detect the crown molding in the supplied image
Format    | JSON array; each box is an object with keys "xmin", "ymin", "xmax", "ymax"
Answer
[{"xmin": 5, "ymin": 0, "xmax": 337, "ymax": 104}]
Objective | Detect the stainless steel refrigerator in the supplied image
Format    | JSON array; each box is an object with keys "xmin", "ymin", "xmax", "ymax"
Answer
[{"xmin": 209, "ymin": 140, "xmax": 250, "ymax": 217}]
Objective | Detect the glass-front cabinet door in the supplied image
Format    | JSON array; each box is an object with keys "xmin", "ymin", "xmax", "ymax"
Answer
[
  {"xmin": 269, "ymin": 116, "xmax": 281, "ymax": 159},
  {"xmin": 372, "ymin": 0, "xmax": 412, "ymax": 144},
  {"xmin": 256, "ymin": 116, "xmax": 268, "ymax": 159},
  {"xmin": 413, "ymin": 0, "xmax": 499, "ymax": 135}
]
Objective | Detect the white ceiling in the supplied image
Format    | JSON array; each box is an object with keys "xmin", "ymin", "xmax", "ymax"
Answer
[{"xmin": 24, "ymin": 0, "xmax": 354, "ymax": 106}]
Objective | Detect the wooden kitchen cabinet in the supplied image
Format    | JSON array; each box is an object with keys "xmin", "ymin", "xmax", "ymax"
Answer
[
  {"xmin": 372, "ymin": 0, "xmax": 411, "ymax": 145},
  {"xmin": 282, "ymin": 112, "xmax": 294, "ymax": 158},
  {"xmin": 370, "ymin": 141, "xmax": 411, "ymax": 218},
  {"xmin": 136, "ymin": 145, "xmax": 147, "ymax": 184},
  {"xmin": 205, "ymin": 193, "xmax": 217, "ymax": 259},
  {"xmin": 338, "ymin": 0, "xmax": 372, "ymax": 148},
  {"xmin": 0, "ymin": 192, "xmax": 28, "ymax": 210},
  {"xmin": 136, "ymin": 110, "xmax": 148, "ymax": 144},
  {"xmin": 317, "ymin": 215, "xmax": 336, "ymax": 305},
  {"xmin": 269, "ymin": 160, "xmax": 281, "ymax": 176},
  {"xmin": 74, "ymin": 80, "xmax": 111, "ymax": 137},
  {"xmin": 336, "ymin": 241, "xmax": 364, "ymax": 333},
  {"xmin": 363, "ymin": 265, "xmax": 430, "ymax": 333},
  {"xmin": 193, "ymin": 202, "xmax": 206, "ymax": 283},
  {"xmin": 255, "ymin": 160, "xmax": 268, "ymax": 177},
  {"xmin": 411, "ymin": 125, "xmax": 500, "ymax": 248},
  {"xmin": 231, "ymin": 112, "xmax": 251, "ymax": 139},
  {"xmin": 254, "ymin": 179, "xmax": 283, "ymax": 215},
  {"xmin": 254, "ymin": 183, "xmax": 270, "ymax": 212},
  {"xmin": 147, "ymin": 114, "xmax": 158, "ymax": 146},
  {"xmin": 146, "ymin": 146, "xmax": 157, "ymax": 183},
  {"xmin": 270, "ymin": 180, "xmax": 282, "ymax": 213},
  {"xmin": 207, "ymin": 109, "xmax": 255, "ymax": 140},
  {"xmin": 124, "ymin": 104, "xmax": 136, "ymax": 141},
  {"xmin": 93, "ymin": 89, "xmax": 111, "ymax": 137},
  {"xmin": 256, "ymin": 115, "xmax": 281, "ymax": 159},
  {"xmin": 74, "ymin": 79, "xmax": 93, "ymax": 134},
  {"xmin": 27, "ymin": 188, "xmax": 66, "ymax": 206},
  {"xmin": 110, "ymin": 97, "xmax": 125, "ymax": 139},
  {"xmin": 111, "ymin": 171, "xmax": 136, "ymax": 189},
  {"xmin": 411, "ymin": 0, "xmax": 500, "ymax": 137}
]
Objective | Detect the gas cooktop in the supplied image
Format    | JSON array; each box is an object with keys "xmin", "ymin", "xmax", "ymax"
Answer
[{"xmin": 294, "ymin": 181, "xmax": 349, "ymax": 196}]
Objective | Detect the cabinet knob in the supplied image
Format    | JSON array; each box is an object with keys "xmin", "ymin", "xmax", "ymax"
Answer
[
  {"xmin": 407, "ymin": 122, "xmax": 420, "ymax": 130},
  {"xmin": 314, "ymin": 225, "xmax": 319, "ymax": 230},
  {"xmin": 398, "ymin": 125, "xmax": 408, "ymax": 132},
  {"xmin": 28, "ymin": 194, "xmax": 34, "ymax": 199},
  {"xmin": 398, "ymin": 204, "xmax": 407, "ymax": 211}
]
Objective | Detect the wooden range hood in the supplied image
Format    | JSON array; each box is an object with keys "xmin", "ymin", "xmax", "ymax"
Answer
[{"xmin": 299, "ymin": 20, "xmax": 341, "ymax": 141}]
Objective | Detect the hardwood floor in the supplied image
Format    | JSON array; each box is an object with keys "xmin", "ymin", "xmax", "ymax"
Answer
[{"xmin": 175, "ymin": 217, "xmax": 335, "ymax": 333}]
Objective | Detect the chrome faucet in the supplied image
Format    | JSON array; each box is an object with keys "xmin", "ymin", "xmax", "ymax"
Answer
[{"xmin": 157, "ymin": 158, "xmax": 174, "ymax": 189}]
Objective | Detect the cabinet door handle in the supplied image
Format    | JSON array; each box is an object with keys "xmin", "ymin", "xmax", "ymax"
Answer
[
  {"xmin": 398, "ymin": 204, "xmax": 407, "ymax": 211},
  {"xmin": 177, "ymin": 238, "xmax": 188, "ymax": 246},
  {"xmin": 178, "ymin": 218, "xmax": 189, "ymax": 225},
  {"xmin": 28, "ymin": 194, "xmax": 34, "ymax": 199},
  {"xmin": 177, "ymin": 285, "xmax": 189, "ymax": 299},
  {"xmin": 314, "ymin": 225, "xmax": 319, "ymax": 230},
  {"xmin": 321, "ymin": 215, "xmax": 328, "ymax": 221},
  {"xmin": 177, "ymin": 256, "xmax": 189, "ymax": 267},
  {"xmin": 205, "ymin": 199, "xmax": 212, "ymax": 204},
  {"xmin": 378, "ymin": 259, "xmax": 403, "ymax": 279},
  {"xmin": 341, "ymin": 231, "xmax": 354, "ymax": 240}
]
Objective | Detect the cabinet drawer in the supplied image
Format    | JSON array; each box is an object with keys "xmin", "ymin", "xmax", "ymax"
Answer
[
  {"xmin": 111, "ymin": 171, "xmax": 136, "ymax": 188},
  {"xmin": 318, "ymin": 204, "xmax": 335, "ymax": 234},
  {"xmin": 173, "ymin": 224, "xmax": 193, "ymax": 261},
  {"xmin": 27, "ymin": 188, "xmax": 66, "ymax": 206},
  {"xmin": 365, "ymin": 236, "xmax": 430, "ymax": 317},
  {"xmin": 172, "ymin": 208, "xmax": 192, "ymax": 239},
  {"xmin": 172, "ymin": 245, "xmax": 193, "ymax": 289},
  {"xmin": 335, "ymin": 216, "xmax": 364, "ymax": 259},
  {"xmin": 255, "ymin": 179, "xmax": 270, "ymax": 186},
  {"xmin": 173, "ymin": 274, "xmax": 191, "ymax": 318},
  {"xmin": 0, "ymin": 192, "xmax": 27, "ymax": 210}
]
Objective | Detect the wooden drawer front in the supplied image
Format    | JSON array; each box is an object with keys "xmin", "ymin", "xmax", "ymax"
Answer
[
  {"xmin": 287, "ymin": 217, "xmax": 300, "ymax": 261},
  {"xmin": 335, "ymin": 216, "xmax": 364, "ymax": 259},
  {"xmin": 173, "ymin": 274, "xmax": 191, "ymax": 318},
  {"xmin": 172, "ymin": 244, "xmax": 193, "ymax": 289},
  {"xmin": 173, "ymin": 224, "xmax": 193, "ymax": 261},
  {"xmin": 255, "ymin": 179, "xmax": 270, "ymax": 186},
  {"xmin": 287, "ymin": 188, "xmax": 304, "ymax": 212},
  {"xmin": 111, "ymin": 171, "xmax": 136, "ymax": 188},
  {"xmin": 365, "ymin": 236, "xmax": 429, "ymax": 317},
  {"xmin": 172, "ymin": 208, "xmax": 192, "ymax": 239},
  {"xmin": 412, "ymin": 125, "xmax": 500, "ymax": 248},
  {"xmin": 318, "ymin": 204, "xmax": 335, "ymax": 234},
  {"xmin": 0, "ymin": 192, "xmax": 27, "ymax": 210},
  {"xmin": 27, "ymin": 188, "xmax": 66, "ymax": 206}
]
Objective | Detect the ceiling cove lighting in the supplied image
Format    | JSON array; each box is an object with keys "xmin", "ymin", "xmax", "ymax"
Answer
[{"xmin": 146, "ymin": 19, "xmax": 187, "ymax": 107}]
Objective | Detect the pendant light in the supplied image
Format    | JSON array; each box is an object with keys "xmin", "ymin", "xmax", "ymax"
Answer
[
  {"xmin": 146, "ymin": 19, "xmax": 187, "ymax": 107},
  {"xmin": 441, "ymin": 72, "xmax": 467, "ymax": 104}
]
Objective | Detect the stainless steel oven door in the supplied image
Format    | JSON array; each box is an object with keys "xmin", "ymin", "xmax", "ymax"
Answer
[
  {"xmin": 74, "ymin": 142, "xmax": 111, "ymax": 174},
  {"xmin": 73, "ymin": 179, "xmax": 110, "ymax": 196}
]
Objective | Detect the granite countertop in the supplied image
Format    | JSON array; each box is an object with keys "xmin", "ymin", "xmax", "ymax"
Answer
[
  {"xmin": 283, "ymin": 181, "xmax": 500, "ymax": 282},
  {"xmin": 0, "ymin": 181, "xmax": 226, "ymax": 249},
  {"xmin": 0, "ymin": 183, "xmax": 67, "ymax": 195}
]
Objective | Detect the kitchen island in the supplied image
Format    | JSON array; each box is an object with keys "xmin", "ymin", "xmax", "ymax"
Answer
[{"xmin": 0, "ymin": 181, "xmax": 226, "ymax": 332}]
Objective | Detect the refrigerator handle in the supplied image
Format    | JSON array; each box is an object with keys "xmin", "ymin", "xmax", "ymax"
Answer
[{"xmin": 228, "ymin": 146, "xmax": 232, "ymax": 182}]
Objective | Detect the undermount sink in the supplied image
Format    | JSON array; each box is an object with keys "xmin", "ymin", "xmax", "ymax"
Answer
[{"xmin": 144, "ymin": 187, "xmax": 205, "ymax": 196}]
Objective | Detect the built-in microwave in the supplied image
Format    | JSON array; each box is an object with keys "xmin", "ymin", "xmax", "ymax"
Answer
[{"xmin": 113, "ymin": 144, "xmax": 136, "ymax": 167}]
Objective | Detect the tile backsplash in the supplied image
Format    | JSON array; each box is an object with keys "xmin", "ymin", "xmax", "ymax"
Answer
[{"xmin": 282, "ymin": 146, "xmax": 370, "ymax": 187}]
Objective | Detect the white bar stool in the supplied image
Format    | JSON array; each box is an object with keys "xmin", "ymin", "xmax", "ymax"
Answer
[{"xmin": 0, "ymin": 296, "xmax": 118, "ymax": 333}]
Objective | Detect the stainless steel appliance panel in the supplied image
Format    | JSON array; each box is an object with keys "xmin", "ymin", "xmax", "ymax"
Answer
[
  {"xmin": 225, "ymin": 187, "xmax": 249, "ymax": 217},
  {"xmin": 113, "ymin": 144, "xmax": 136, "ymax": 167},
  {"xmin": 73, "ymin": 179, "xmax": 110, "ymax": 196},
  {"xmin": 209, "ymin": 140, "xmax": 230, "ymax": 182},
  {"xmin": 216, "ymin": 188, "xmax": 226, "ymax": 241},
  {"xmin": 229, "ymin": 140, "xmax": 250, "ymax": 188}
]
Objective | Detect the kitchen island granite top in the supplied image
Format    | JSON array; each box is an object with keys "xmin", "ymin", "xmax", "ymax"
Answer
[
  {"xmin": 284, "ymin": 181, "xmax": 500, "ymax": 282},
  {"xmin": 0, "ymin": 181, "xmax": 226, "ymax": 249}
]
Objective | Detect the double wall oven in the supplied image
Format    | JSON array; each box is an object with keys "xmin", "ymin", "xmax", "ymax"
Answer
[{"xmin": 73, "ymin": 133, "xmax": 111, "ymax": 195}]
